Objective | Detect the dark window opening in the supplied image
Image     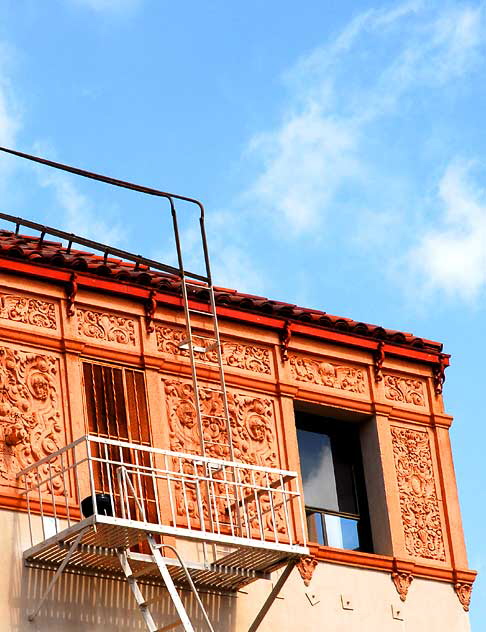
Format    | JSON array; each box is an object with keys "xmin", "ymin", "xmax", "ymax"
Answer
[
  {"xmin": 296, "ymin": 411, "xmax": 372, "ymax": 552},
  {"xmin": 82, "ymin": 361, "xmax": 156, "ymax": 525}
]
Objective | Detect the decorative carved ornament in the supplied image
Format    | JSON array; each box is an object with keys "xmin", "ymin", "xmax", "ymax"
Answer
[
  {"xmin": 0, "ymin": 345, "xmax": 64, "ymax": 490},
  {"xmin": 289, "ymin": 354, "xmax": 367, "ymax": 394},
  {"xmin": 66, "ymin": 272, "xmax": 78, "ymax": 318},
  {"xmin": 384, "ymin": 375, "xmax": 426, "ymax": 407},
  {"xmin": 164, "ymin": 380, "xmax": 284, "ymax": 532},
  {"xmin": 391, "ymin": 427, "xmax": 446, "ymax": 561},
  {"xmin": 373, "ymin": 341, "xmax": 385, "ymax": 383},
  {"xmin": 164, "ymin": 379, "xmax": 278, "ymax": 464},
  {"xmin": 391, "ymin": 571, "xmax": 413, "ymax": 601},
  {"xmin": 279, "ymin": 320, "xmax": 293, "ymax": 363},
  {"xmin": 296, "ymin": 556, "xmax": 318, "ymax": 586},
  {"xmin": 156, "ymin": 326, "xmax": 271, "ymax": 374},
  {"xmin": 145, "ymin": 289, "xmax": 157, "ymax": 334},
  {"xmin": 433, "ymin": 353, "xmax": 448, "ymax": 396},
  {"xmin": 454, "ymin": 582, "xmax": 473, "ymax": 612},
  {"xmin": 0, "ymin": 293, "xmax": 56, "ymax": 330},
  {"xmin": 76, "ymin": 307, "xmax": 136, "ymax": 346}
]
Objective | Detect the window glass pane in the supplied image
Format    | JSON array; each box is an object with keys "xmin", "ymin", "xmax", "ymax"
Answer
[
  {"xmin": 338, "ymin": 516, "xmax": 360, "ymax": 550},
  {"xmin": 306, "ymin": 511, "xmax": 325, "ymax": 545},
  {"xmin": 332, "ymin": 440, "xmax": 359, "ymax": 515},
  {"xmin": 324, "ymin": 514, "xmax": 360, "ymax": 550},
  {"xmin": 324, "ymin": 514, "xmax": 343, "ymax": 548},
  {"xmin": 297, "ymin": 429, "xmax": 339, "ymax": 512}
]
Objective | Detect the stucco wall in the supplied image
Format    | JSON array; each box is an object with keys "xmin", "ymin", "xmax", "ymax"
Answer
[{"xmin": 0, "ymin": 509, "xmax": 470, "ymax": 632}]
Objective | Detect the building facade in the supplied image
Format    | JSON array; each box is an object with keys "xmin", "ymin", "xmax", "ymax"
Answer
[{"xmin": 0, "ymin": 227, "xmax": 476, "ymax": 631}]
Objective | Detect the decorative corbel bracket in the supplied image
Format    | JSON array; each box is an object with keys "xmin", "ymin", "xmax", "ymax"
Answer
[
  {"xmin": 373, "ymin": 340, "xmax": 385, "ymax": 383},
  {"xmin": 391, "ymin": 559, "xmax": 414, "ymax": 601},
  {"xmin": 433, "ymin": 353, "xmax": 449, "ymax": 395},
  {"xmin": 145, "ymin": 289, "xmax": 157, "ymax": 334},
  {"xmin": 280, "ymin": 320, "xmax": 293, "ymax": 363},
  {"xmin": 296, "ymin": 556, "xmax": 318, "ymax": 586},
  {"xmin": 66, "ymin": 272, "xmax": 78, "ymax": 318},
  {"xmin": 454, "ymin": 582, "xmax": 473, "ymax": 612},
  {"xmin": 452, "ymin": 570, "xmax": 476, "ymax": 612}
]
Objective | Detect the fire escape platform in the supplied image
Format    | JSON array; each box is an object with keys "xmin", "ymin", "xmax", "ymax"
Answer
[{"xmin": 23, "ymin": 514, "xmax": 306, "ymax": 592}]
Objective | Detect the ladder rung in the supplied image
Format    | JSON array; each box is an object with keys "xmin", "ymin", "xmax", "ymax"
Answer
[
  {"xmin": 183, "ymin": 279, "xmax": 209, "ymax": 287},
  {"xmin": 200, "ymin": 386, "xmax": 223, "ymax": 393},
  {"xmin": 202, "ymin": 414, "xmax": 227, "ymax": 420},
  {"xmin": 157, "ymin": 619, "xmax": 181, "ymax": 631},
  {"xmin": 189, "ymin": 308, "xmax": 212, "ymax": 316},
  {"xmin": 131, "ymin": 562, "xmax": 159, "ymax": 579},
  {"xmin": 179, "ymin": 343, "xmax": 207, "ymax": 352}
]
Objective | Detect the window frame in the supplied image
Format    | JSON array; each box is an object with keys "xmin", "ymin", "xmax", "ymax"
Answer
[{"xmin": 295, "ymin": 411, "xmax": 373, "ymax": 553}]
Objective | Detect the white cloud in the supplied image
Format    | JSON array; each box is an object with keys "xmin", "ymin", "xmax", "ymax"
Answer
[
  {"xmin": 408, "ymin": 160, "xmax": 486, "ymax": 301},
  {"xmin": 248, "ymin": 104, "xmax": 361, "ymax": 233},
  {"xmin": 69, "ymin": 0, "xmax": 142, "ymax": 14},
  {"xmin": 243, "ymin": 2, "xmax": 484, "ymax": 235},
  {"xmin": 36, "ymin": 166, "xmax": 125, "ymax": 245}
]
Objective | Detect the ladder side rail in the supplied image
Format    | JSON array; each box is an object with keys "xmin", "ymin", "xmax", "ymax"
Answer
[
  {"xmin": 146, "ymin": 536, "xmax": 198, "ymax": 632},
  {"xmin": 170, "ymin": 197, "xmax": 208, "ymax": 458},
  {"xmin": 118, "ymin": 548, "xmax": 162, "ymax": 632},
  {"xmin": 150, "ymin": 538, "xmax": 215, "ymax": 632},
  {"xmin": 206, "ymin": 284, "xmax": 235, "ymax": 462}
]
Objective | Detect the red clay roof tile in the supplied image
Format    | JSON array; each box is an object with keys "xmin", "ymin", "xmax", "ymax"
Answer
[{"xmin": 0, "ymin": 229, "xmax": 443, "ymax": 353}]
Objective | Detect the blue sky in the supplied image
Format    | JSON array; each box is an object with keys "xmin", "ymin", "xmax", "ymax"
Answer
[{"xmin": 0, "ymin": 0, "xmax": 485, "ymax": 626}]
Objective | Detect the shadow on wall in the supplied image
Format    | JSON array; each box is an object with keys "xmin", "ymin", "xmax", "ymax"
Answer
[
  {"xmin": 11, "ymin": 518, "xmax": 235, "ymax": 631},
  {"xmin": 18, "ymin": 570, "xmax": 235, "ymax": 632}
]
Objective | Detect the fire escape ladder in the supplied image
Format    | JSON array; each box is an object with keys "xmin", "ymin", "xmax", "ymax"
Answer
[
  {"xmin": 118, "ymin": 534, "xmax": 215, "ymax": 632},
  {"xmin": 171, "ymin": 203, "xmax": 235, "ymax": 464}
]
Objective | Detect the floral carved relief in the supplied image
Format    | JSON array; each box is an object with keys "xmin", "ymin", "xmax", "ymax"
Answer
[
  {"xmin": 156, "ymin": 325, "xmax": 271, "ymax": 374},
  {"xmin": 164, "ymin": 379, "xmax": 278, "ymax": 465},
  {"xmin": 289, "ymin": 354, "xmax": 367, "ymax": 394},
  {"xmin": 76, "ymin": 308, "xmax": 136, "ymax": 346},
  {"xmin": 163, "ymin": 379, "xmax": 284, "ymax": 534},
  {"xmin": 384, "ymin": 375, "xmax": 426, "ymax": 407},
  {"xmin": 0, "ymin": 345, "xmax": 64, "ymax": 490},
  {"xmin": 0, "ymin": 293, "xmax": 56, "ymax": 330},
  {"xmin": 391, "ymin": 427, "xmax": 446, "ymax": 561}
]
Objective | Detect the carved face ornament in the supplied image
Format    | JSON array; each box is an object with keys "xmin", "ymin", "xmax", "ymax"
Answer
[{"xmin": 176, "ymin": 401, "xmax": 196, "ymax": 429}]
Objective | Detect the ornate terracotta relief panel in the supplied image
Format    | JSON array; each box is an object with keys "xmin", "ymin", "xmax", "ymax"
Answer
[
  {"xmin": 0, "ymin": 344, "xmax": 65, "ymax": 490},
  {"xmin": 156, "ymin": 325, "xmax": 272, "ymax": 375},
  {"xmin": 0, "ymin": 292, "xmax": 57, "ymax": 330},
  {"xmin": 391, "ymin": 426, "xmax": 446, "ymax": 561},
  {"xmin": 164, "ymin": 379, "xmax": 278, "ymax": 465},
  {"xmin": 76, "ymin": 307, "xmax": 136, "ymax": 346},
  {"xmin": 289, "ymin": 353, "xmax": 368, "ymax": 395},
  {"xmin": 163, "ymin": 379, "xmax": 284, "ymax": 534},
  {"xmin": 384, "ymin": 374, "xmax": 426, "ymax": 407}
]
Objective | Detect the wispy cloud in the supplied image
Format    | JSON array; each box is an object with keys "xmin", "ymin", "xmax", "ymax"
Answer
[
  {"xmin": 36, "ymin": 167, "xmax": 125, "ymax": 245},
  {"xmin": 242, "ymin": 2, "xmax": 484, "ymax": 236},
  {"xmin": 408, "ymin": 159, "xmax": 486, "ymax": 301},
  {"xmin": 31, "ymin": 141, "xmax": 125, "ymax": 245}
]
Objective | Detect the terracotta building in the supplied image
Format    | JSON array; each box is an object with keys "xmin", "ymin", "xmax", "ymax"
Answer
[{"xmin": 0, "ymin": 191, "xmax": 476, "ymax": 630}]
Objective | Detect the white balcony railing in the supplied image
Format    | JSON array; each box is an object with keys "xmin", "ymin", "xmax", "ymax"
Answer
[{"xmin": 17, "ymin": 435, "xmax": 307, "ymax": 556}]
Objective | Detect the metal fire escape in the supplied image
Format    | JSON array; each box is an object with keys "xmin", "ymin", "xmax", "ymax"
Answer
[{"xmin": 0, "ymin": 147, "xmax": 308, "ymax": 632}]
